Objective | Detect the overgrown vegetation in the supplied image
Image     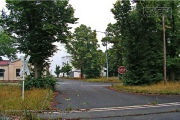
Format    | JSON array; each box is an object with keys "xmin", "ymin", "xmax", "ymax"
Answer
[
  {"xmin": 87, "ymin": 77, "xmax": 121, "ymax": 83},
  {"xmin": 0, "ymin": 75, "xmax": 56, "ymax": 119},
  {"xmin": 113, "ymin": 81, "xmax": 180, "ymax": 95},
  {"xmin": 102, "ymin": 0, "xmax": 180, "ymax": 85},
  {"xmin": 0, "ymin": 85, "xmax": 53, "ymax": 111},
  {"xmin": 24, "ymin": 75, "xmax": 57, "ymax": 91}
]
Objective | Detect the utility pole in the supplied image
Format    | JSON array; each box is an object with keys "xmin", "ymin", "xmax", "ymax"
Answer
[
  {"xmin": 106, "ymin": 40, "xmax": 109, "ymax": 81},
  {"xmin": 96, "ymin": 31, "xmax": 109, "ymax": 81},
  {"xmin": 143, "ymin": 7, "xmax": 172, "ymax": 85},
  {"xmin": 162, "ymin": 15, "xmax": 166, "ymax": 85}
]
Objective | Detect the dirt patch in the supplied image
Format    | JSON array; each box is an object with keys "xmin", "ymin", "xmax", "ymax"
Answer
[
  {"xmin": 50, "ymin": 91, "xmax": 60, "ymax": 110},
  {"xmin": 106, "ymin": 86, "xmax": 120, "ymax": 92}
]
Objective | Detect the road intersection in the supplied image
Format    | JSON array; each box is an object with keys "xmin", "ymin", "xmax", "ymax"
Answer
[{"xmin": 40, "ymin": 79, "xmax": 180, "ymax": 119}]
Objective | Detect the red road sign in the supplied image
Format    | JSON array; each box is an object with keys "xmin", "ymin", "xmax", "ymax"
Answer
[{"xmin": 118, "ymin": 66, "xmax": 126, "ymax": 74}]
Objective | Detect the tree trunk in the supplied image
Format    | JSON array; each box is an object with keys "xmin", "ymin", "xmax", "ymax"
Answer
[
  {"xmin": 34, "ymin": 62, "xmax": 42, "ymax": 79},
  {"xmin": 80, "ymin": 67, "xmax": 83, "ymax": 79}
]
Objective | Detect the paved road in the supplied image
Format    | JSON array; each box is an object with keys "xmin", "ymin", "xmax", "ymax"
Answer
[{"xmin": 40, "ymin": 79, "xmax": 180, "ymax": 119}]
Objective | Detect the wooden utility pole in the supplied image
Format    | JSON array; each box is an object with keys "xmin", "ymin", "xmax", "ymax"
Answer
[
  {"xmin": 162, "ymin": 15, "xmax": 166, "ymax": 85},
  {"xmin": 144, "ymin": 7, "xmax": 172, "ymax": 85}
]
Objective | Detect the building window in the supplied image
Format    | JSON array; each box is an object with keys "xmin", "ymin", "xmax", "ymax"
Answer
[
  {"xmin": 16, "ymin": 69, "xmax": 20, "ymax": 77},
  {"xmin": 0, "ymin": 69, "xmax": 5, "ymax": 77}
]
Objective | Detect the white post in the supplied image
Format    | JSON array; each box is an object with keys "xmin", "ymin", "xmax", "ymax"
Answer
[
  {"xmin": 22, "ymin": 60, "xmax": 25, "ymax": 100},
  {"xmin": 20, "ymin": 55, "xmax": 31, "ymax": 100},
  {"xmin": 106, "ymin": 40, "xmax": 109, "ymax": 81},
  {"xmin": 22, "ymin": 75, "xmax": 24, "ymax": 100}
]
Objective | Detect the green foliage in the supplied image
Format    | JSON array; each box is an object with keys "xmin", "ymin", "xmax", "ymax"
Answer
[
  {"xmin": 165, "ymin": 1, "xmax": 180, "ymax": 81},
  {"xmin": 0, "ymin": 31, "xmax": 17, "ymax": 59},
  {"xmin": 1, "ymin": 0, "xmax": 77, "ymax": 78},
  {"xmin": 84, "ymin": 50, "xmax": 105, "ymax": 78},
  {"xmin": 24, "ymin": 76, "xmax": 57, "ymax": 91},
  {"xmin": 22, "ymin": 110, "xmax": 40, "ymax": 120},
  {"xmin": 54, "ymin": 65, "xmax": 61, "ymax": 78},
  {"xmin": 61, "ymin": 62, "xmax": 72, "ymax": 76},
  {"xmin": 105, "ymin": 0, "xmax": 175, "ymax": 85},
  {"xmin": 66, "ymin": 24, "xmax": 105, "ymax": 78},
  {"xmin": 101, "ymin": 19, "xmax": 124, "ymax": 77}
]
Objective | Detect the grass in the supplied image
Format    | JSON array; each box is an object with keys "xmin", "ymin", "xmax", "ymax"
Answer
[
  {"xmin": 59, "ymin": 76, "xmax": 122, "ymax": 83},
  {"xmin": 0, "ymin": 84, "xmax": 53, "ymax": 113},
  {"xmin": 113, "ymin": 81, "xmax": 180, "ymax": 95},
  {"xmin": 86, "ymin": 77, "xmax": 122, "ymax": 83}
]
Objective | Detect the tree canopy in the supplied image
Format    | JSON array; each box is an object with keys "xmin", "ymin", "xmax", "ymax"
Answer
[
  {"xmin": 102, "ymin": 0, "xmax": 180, "ymax": 85},
  {"xmin": 66, "ymin": 24, "xmax": 105, "ymax": 78},
  {"xmin": 0, "ymin": 30, "xmax": 17, "ymax": 59},
  {"xmin": 0, "ymin": 0, "xmax": 78, "ymax": 78}
]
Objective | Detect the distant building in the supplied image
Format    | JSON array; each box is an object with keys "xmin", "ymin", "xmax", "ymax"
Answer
[
  {"xmin": 0, "ymin": 59, "xmax": 22, "ymax": 82},
  {"xmin": 61, "ymin": 56, "xmax": 81, "ymax": 78},
  {"xmin": 0, "ymin": 58, "xmax": 49, "ymax": 82}
]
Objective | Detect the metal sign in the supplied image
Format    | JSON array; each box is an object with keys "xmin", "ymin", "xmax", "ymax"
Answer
[
  {"xmin": 19, "ymin": 55, "xmax": 31, "ymax": 100},
  {"xmin": 19, "ymin": 55, "xmax": 31, "ymax": 76},
  {"xmin": 118, "ymin": 66, "xmax": 126, "ymax": 74}
]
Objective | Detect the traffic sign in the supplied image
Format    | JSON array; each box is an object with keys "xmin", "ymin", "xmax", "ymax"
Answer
[
  {"xmin": 19, "ymin": 55, "xmax": 31, "ymax": 76},
  {"xmin": 118, "ymin": 66, "xmax": 126, "ymax": 74},
  {"xmin": 19, "ymin": 55, "xmax": 31, "ymax": 100}
]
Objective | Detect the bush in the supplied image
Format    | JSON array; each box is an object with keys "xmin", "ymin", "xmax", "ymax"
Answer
[{"xmin": 24, "ymin": 76, "xmax": 57, "ymax": 91}]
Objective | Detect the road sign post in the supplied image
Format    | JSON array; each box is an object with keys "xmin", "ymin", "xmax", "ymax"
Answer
[{"xmin": 19, "ymin": 55, "xmax": 31, "ymax": 100}]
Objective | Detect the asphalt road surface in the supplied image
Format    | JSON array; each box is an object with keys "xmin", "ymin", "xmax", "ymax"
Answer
[{"xmin": 40, "ymin": 79, "xmax": 180, "ymax": 120}]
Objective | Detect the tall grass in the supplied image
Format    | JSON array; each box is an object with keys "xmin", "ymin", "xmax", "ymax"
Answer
[
  {"xmin": 87, "ymin": 77, "xmax": 122, "ymax": 83},
  {"xmin": 113, "ymin": 81, "xmax": 180, "ymax": 95},
  {"xmin": 0, "ymin": 85, "xmax": 53, "ymax": 112}
]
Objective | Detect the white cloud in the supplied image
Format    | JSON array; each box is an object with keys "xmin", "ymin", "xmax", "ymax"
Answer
[{"xmin": 69, "ymin": 0, "xmax": 116, "ymax": 49}]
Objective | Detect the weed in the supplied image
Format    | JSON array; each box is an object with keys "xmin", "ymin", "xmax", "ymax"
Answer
[
  {"xmin": 113, "ymin": 81, "xmax": 180, "ymax": 95},
  {"xmin": 22, "ymin": 110, "xmax": 40, "ymax": 120},
  {"xmin": 0, "ymin": 85, "xmax": 53, "ymax": 111},
  {"xmin": 87, "ymin": 77, "xmax": 122, "ymax": 83},
  {"xmin": 66, "ymin": 105, "xmax": 72, "ymax": 111}
]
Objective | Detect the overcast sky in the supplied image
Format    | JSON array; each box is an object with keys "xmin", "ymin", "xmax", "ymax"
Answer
[{"xmin": 0, "ymin": 0, "xmax": 117, "ymax": 74}]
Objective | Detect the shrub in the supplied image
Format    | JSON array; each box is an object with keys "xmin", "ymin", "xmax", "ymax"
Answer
[{"xmin": 24, "ymin": 76, "xmax": 57, "ymax": 91}]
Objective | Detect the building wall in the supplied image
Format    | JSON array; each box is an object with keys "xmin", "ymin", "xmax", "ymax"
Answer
[
  {"xmin": 0, "ymin": 60, "xmax": 22, "ymax": 81},
  {"xmin": 0, "ymin": 66, "xmax": 9, "ymax": 80},
  {"xmin": 8, "ymin": 60, "xmax": 22, "ymax": 80}
]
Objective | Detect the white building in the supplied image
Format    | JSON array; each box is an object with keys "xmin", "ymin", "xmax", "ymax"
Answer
[{"xmin": 61, "ymin": 56, "xmax": 81, "ymax": 78}]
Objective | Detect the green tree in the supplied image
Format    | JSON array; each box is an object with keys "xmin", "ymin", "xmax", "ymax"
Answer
[
  {"xmin": 54, "ymin": 65, "xmax": 61, "ymax": 78},
  {"xmin": 165, "ymin": 1, "xmax": 180, "ymax": 81},
  {"xmin": 84, "ymin": 50, "xmax": 105, "ymax": 78},
  {"xmin": 61, "ymin": 62, "xmax": 72, "ymax": 77},
  {"xmin": 101, "ymin": 23, "xmax": 123, "ymax": 77},
  {"xmin": 0, "ymin": 31, "xmax": 17, "ymax": 59},
  {"xmin": 1, "ymin": 0, "xmax": 77, "ymax": 78},
  {"xmin": 66, "ymin": 24, "xmax": 104, "ymax": 78},
  {"xmin": 108, "ymin": 0, "xmax": 167, "ymax": 85}
]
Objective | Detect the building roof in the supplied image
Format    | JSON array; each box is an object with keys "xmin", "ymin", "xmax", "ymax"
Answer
[
  {"xmin": 0, "ymin": 60, "xmax": 11, "ymax": 66},
  {"xmin": 10, "ymin": 59, "xmax": 21, "ymax": 63}
]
